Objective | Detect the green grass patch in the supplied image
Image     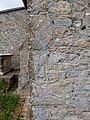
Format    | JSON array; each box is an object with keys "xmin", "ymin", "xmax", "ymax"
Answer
[
  {"xmin": 0, "ymin": 79, "xmax": 7, "ymax": 90},
  {"xmin": 0, "ymin": 92, "xmax": 20, "ymax": 120}
]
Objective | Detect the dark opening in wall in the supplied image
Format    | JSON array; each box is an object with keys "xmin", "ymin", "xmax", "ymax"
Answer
[
  {"xmin": 22, "ymin": 0, "xmax": 27, "ymax": 9},
  {"xmin": 7, "ymin": 74, "xmax": 18, "ymax": 91}
]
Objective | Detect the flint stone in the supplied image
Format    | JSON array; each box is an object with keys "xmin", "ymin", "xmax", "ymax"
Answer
[
  {"xmin": 64, "ymin": 114, "xmax": 77, "ymax": 120},
  {"xmin": 73, "ymin": 19, "xmax": 82, "ymax": 27},
  {"xmin": 53, "ymin": 18, "xmax": 72, "ymax": 27}
]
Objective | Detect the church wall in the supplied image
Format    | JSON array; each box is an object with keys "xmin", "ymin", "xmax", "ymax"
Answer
[
  {"xmin": 0, "ymin": 9, "xmax": 27, "ymax": 69},
  {"xmin": 27, "ymin": 0, "xmax": 90, "ymax": 119}
]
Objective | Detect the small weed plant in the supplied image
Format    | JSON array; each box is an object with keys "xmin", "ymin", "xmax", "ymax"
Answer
[
  {"xmin": 0, "ymin": 92, "xmax": 20, "ymax": 120},
  {"xmin": 0, "ymin": 79, "xmax": 20, "ymax": 120},
  {"xmin": 0, "ymin": 79, "xmax": 6, "ymax": 90}
]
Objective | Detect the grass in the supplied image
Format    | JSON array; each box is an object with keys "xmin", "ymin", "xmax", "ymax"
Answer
[
  {"xmin": 0, "ymin": 78, "xmax": 21, "ymax": 120},
  {"xmin": 0, "ymin": 79, "xmax": 7, "ymax": 90},
  {"xmin": 0, "ymin": 92, "xmax": 20, "ymax": 120}
]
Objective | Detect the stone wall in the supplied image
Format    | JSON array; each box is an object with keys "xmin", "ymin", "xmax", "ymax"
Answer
[
  {"xmin": 27, "ymin": 0, "xmax": 90, "ymax": 119},
  {"xmin": 0, "ymin": 1, "xmax": 90, "ymax": 119},
  {"xmin": 0, "ymin": 8, "xmax": 27, "ymax": 69}
]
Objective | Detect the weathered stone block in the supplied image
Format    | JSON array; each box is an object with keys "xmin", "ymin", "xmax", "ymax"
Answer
[
  {"xmin": 48, "ymin": 1, "xmax": 71, "ymax": 14},
  {"xmin": 32, "ymin": 105, "xmax": 67, "ymax": 120},
  {"xmin": 64, "ymin": 114, "xmax": 77, "ymax": 120},
  {"xmin": 52, "ymin": 18, "xmax": 72, "ymax": 27},
  {"xmin": 82, "ymin": 112, "xmax": 90, "ymax": 120}
]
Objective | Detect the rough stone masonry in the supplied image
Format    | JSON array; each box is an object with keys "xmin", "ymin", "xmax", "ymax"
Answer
[
  {"xmin": 27, "ymin": 0, "xmax": 90, "ymax": 119},
  {"xmin": 0, "ymin": 9, "xmax": 27, "ymax": 70},
  {"xmin": 0, "ymin": 0, "xmax": 90, "ymax": 119}
]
